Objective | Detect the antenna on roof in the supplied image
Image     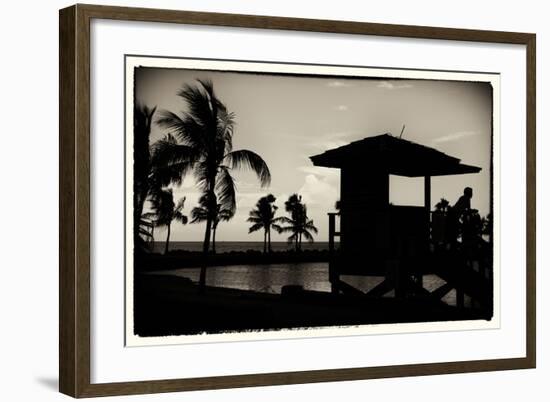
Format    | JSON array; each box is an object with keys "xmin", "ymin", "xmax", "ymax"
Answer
[{"xmin": 399, "ymin": 124, "xmax": 406, "ymax": 139}]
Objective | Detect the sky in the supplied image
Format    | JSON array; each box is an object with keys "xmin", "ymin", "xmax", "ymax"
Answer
[{"xmin": 134, "ymin": 66, "xmax": 493, "ymax": 243}]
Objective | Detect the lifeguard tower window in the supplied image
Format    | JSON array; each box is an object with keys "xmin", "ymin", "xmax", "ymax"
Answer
[{"xmin": 389, "ymin": 175, "xmax": 425, "ymax": 207}]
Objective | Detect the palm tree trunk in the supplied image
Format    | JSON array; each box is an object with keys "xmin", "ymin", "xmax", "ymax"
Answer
[
  {"xmin": 212, "ymin": 226, "xmax": 217, "ymax": 254},
  {"xmin": 200, "ymin": 219, "xmax": 212, "ymax": 288},
  {"xmin": 164, "ymin": 221, "xmax": 171, "ymax": 254},
  {"xmin": 268, "ymin": 228, "xmax": 271, "ymax": 253},
  {"xmin": 199, "ymin": 185, "xmax": 216, "ymax": 290}
]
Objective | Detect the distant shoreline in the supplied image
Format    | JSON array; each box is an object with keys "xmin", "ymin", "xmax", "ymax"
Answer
[
  {"xmin": 149, "ymin": 241, "xmax": 337, "ymax": 254},
  {"xmin": 135, "ymin": 248, "xmax": 334, "ymax": 272}
]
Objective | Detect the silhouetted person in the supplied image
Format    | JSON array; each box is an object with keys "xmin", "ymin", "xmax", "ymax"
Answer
[
  {"xmin": 453, "ymin": 187, "xmax": 472, "ymax": 216},
  {"xmin": 447, "ymin": 187, "xmax": 473, "ymax": 246}
]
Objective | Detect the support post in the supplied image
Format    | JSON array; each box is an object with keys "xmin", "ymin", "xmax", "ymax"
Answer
[
  {"xmin": 328, "ymin": 213, "xmax": 336, "ymax": 254},
  {"xmin": 424, "ymin": 175, "xmax": 431, "ymax": 230},
  {"xmin": 416, "ymin": 175, "xmax": 431, "ymax": 288},
  {"xmin": 328, "ymin": 213, "xmax": 338, "ymax": 293}
]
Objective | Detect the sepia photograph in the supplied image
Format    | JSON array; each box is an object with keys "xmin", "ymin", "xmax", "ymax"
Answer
[{"xmin": 126, "ymin": 57, "xmax": 497, "ymax": 344}]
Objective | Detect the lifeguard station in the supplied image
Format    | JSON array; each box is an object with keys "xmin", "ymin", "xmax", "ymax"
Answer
[{"xmin": 310, "ymin": 134, "xmax": 491, "ymax": 314}]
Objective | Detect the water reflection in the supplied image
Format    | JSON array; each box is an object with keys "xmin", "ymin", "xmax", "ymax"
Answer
[{"xmin": 154, "ymin": 262, "xmax": 461, "ymax": 306}]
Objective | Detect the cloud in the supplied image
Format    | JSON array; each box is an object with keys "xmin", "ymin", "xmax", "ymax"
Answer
[
  {"xmin": 297, "ymin": 174, "xmax": 339, "ymax": 206},
  {"xmin": 297, "ymin": 166, "xmax": 340, "ymax": 181},
  {"xmin": 327, "ymin": 80, "xmax": 352, "ymax": 88},
  {"xmin": 432, "ymin": 130, "xmax": 480, "ymax": 144},
  {"xmin": 377, "ymin": 81, "xmax": 413, "ymax": 90},
  {"xmin": 305, "ymin": 130, "xmax": 357, "ymax": 152},
  {"xmin": 335, "ymin": 105, "xmax": 348, "ymax": 111},
  {"xmin": 297, "ymin": 166, "xmax": 326, "ymax": 175}
]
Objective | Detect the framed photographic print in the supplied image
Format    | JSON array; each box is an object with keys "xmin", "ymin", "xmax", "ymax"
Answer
[{"xmin": 59, "ymin": 4, "xmax": 536, "ymax": 398}]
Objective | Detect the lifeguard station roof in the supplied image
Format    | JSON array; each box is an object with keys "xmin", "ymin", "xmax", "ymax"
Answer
[{"xmin": 310, "ymin": 133, "xmax": 482, "ymax": 177}]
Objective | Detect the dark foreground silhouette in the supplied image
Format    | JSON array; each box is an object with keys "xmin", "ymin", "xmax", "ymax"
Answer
[{"xmin": 133, "ymin": 274, "xmax": 488, "ymax": 337}]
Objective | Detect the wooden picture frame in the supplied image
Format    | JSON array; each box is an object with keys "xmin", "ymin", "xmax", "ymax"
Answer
[{"xmin": 59, "ymin": 3, "xmax": 536, "ymax": 398}]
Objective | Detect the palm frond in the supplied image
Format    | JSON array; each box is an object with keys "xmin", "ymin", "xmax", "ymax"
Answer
[
  {"xmin": 176, "ymin": 80, "xmax": 217, "ymax": 132},
  {"xmin": 223, "ymin": 150, "xmax": 271, "ymax": 187},
  {"xmin": 248, "ymin": 222, "xmax": 264, "ymax": 233},
  {"xmin": 217, "ymin": 107, "xmax": 235, "ymax": 154},
  {"xmin": 138, "ymin": 227, "xmax": 153, "ymax": 237},
  {"xmin": 150, "ymin": 163, "xmax": 189, "ymax": 188},
  {"xmin": 155, "ymin": 110, "xmax": 185, "ymax": 130},
  {"xmin": 148, "ymin": 188, "xmax": 175, "ymax": 227},
  {"xmin": 275, "ymin": 216, "xmax": 294, "ymax": 225},
  {"xmin": 196, "ymin": 78, "xmax": 216, "ymax": 110},
  {"xmin": 248, "ymin": 210, "xmax": 262, "ymax": 219},
  {"xmin": 218, "ymin": 208, "xmax": 234, "ymax": 222},
  {"xmin": 190, "ymin": 206, "xmax": 208, "ymax": 223},
  {"xmin": 278, "ymin": 225, "xmax": 297, "ymax": 234},
  {"xmin": 192, "ymin": 161, "xmax": 212, "ymax": 193},
  {"xmin": 304, "ymin": 220, "xmax": 318, "ymax": 234},
  {"xmin": 174, "ymin": 211, "xmax": 188, "ymax": 225},
  {"xmin": 215, "ymin": 166, "xmax": 237, "ymax": 214},
  {"xmin": 150, "ymin": 134, "xmax": 196, "ymax": 187},
  {"xmin": 156, "ymin": 110, "xmax": 207, "ymax": 151},
  {"xmin": 302, "ymin": 230, "xmax": 315, "ymax": 242}
]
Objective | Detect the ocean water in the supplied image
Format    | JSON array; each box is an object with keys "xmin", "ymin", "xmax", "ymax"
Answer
[
  {"xmin": 152, "ymin": 241, "xmax": 334, "ymax": 254},
  {"xmin": 154, "ymin": 262, "xmax": 464, "ymax": 306}
]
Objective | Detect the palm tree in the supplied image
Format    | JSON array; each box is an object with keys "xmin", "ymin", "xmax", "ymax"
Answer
[
  {"xmin": 247, "ymin": 194, "xmax": 283, "ymax": 253},
  {"xmin": 191, "ymin": 194, "xmax": 234, "ymax": 254},
  {"xmin": 284, "ymin": 194, "xmax": 303, "ymax": 251},
  {"xmin": 154, "ymin": 79, "xmax": 271, "ymax": 287},
  {"xmin": 280, "ymin": 195, "xmax": 318, "ymax": 251},
  {"xmin": 481, "ymin": 213, "xmax": 492, "ymax": 236},
  {"xmin": 134, "ymin": 104, "xmax": 156, "ymax": 249},
  {"xmin": 145, "ymin": 189, "xmax": 188, "ymax": 254}
]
